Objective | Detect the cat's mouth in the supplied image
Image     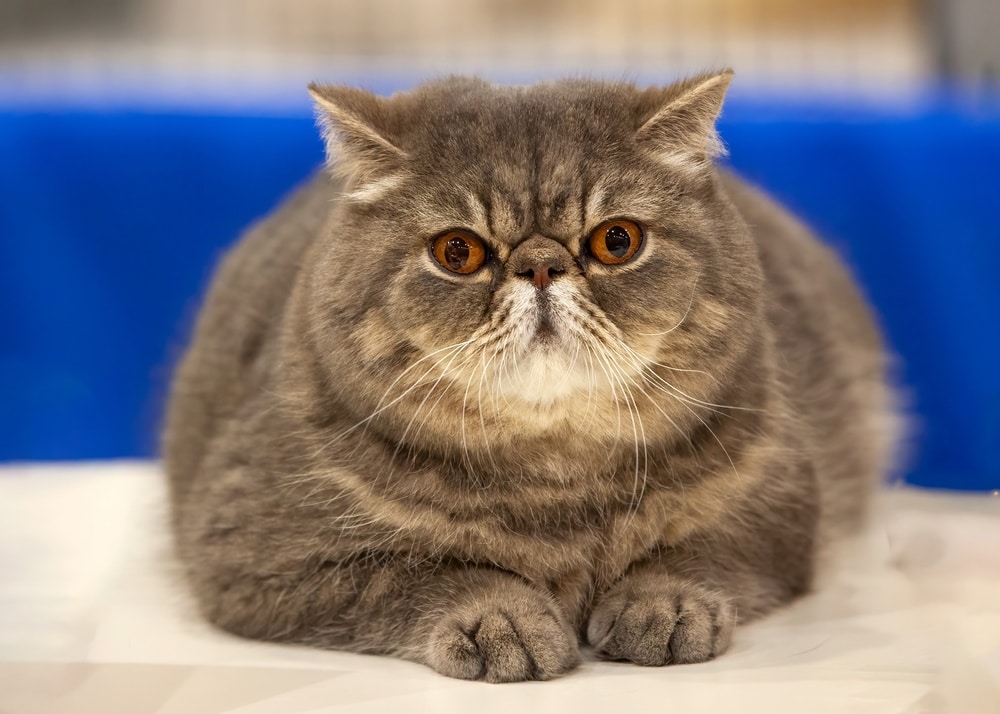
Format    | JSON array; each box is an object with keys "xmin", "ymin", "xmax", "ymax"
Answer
[
  {"xmin": 490, "ymin": 286, "xmax": 595, "ymax": 407},
  {"xmin": 520, "ymin": 290, "xmax": 576, "ymax": 354},
  {"xmin": 532, "ymin": 298, "xmax": 558, "ymax": 343},
  {"xmin": 534, "ymin": 315, "xmax": 557, "ymax": 342}
]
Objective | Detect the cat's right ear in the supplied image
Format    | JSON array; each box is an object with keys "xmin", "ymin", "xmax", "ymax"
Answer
[{"xmin": 308, "ymin": 84, "xmax": 406, "ymax": 184}]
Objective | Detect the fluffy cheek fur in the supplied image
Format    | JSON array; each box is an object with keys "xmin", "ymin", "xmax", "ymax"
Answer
[
  {"xmin": 585, "ymin": 233, "xmax": 701, "ymax": 354},
  {"xmin": 384, "ymin": 255, "xmax": 492, "ymax": 352}
]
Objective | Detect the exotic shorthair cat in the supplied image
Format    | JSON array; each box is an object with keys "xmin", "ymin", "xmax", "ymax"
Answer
[{"xmin": 164, "ymin": 71, "xmax": 896, "ymax": 682}]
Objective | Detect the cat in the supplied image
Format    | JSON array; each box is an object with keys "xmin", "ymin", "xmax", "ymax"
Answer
[{"xmin": 163, "ymin": 70, "xmax": 897, "ymax": 682}]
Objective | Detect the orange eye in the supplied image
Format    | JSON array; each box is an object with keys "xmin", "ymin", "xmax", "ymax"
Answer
[
  {"xmin": 588, "ymin": 219, "xmax": 643, "ymax": 265},
  {"xmin": 431, "ymin": 230, "xmax": 487, "ymax": 275}
]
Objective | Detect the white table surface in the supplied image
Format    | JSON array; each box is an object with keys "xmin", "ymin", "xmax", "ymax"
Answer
[{"xmin": 1, "ymin": 461, "xmax": 998, "ymax": 713}]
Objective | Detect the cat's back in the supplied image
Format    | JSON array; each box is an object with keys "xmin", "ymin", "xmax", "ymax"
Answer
[
  {"xmin": 163, "ymin": 172, "xmax": 337, "ymax": 503},
  {"xmin": 719, "ymin": 171, "xmax": 882, "ymax": 354},
  {"xmin": 719, "ymin": 171, "xmax": 894, "ymax": 536}
]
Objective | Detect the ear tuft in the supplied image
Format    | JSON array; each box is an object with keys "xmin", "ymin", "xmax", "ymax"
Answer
[
  {"xmin": 307, "ymin": 83, "xmax": 406, "ymax": 184},
  {"xmin": 636, "ymin": 69, "xmax": 734, "ymax": 172}
]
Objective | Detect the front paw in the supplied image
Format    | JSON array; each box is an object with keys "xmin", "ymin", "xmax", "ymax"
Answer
[
  {"xmin": 587, "ymin": 575, "xmax": 735, "ymax": 666},
  {"xmin": 427, "ymin": 587, "xmax": 580, "ymax": 682}
]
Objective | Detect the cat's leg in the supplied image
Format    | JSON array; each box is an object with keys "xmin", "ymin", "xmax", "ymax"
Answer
[
  {"xmin": 182, "ymin": 540, "xmax": 580, "ymax": 682},
  {"xmin": 173, "ymin": 410, "xmax": 582, "ymax": 681},
  {"xmin": 587, "ymin": 477, "xmax": 818, "ymax": 666}
]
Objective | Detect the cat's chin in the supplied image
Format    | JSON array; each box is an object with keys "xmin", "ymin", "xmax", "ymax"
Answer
[{"xmin": 493, "ymin": 340, "xmax": 595, "ymax": 410}]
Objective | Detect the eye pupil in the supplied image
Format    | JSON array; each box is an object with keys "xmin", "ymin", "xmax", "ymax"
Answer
[
  {"xmin": 444, "ymin": 237, "xmax": 470, "ymax": 270},
  {"xmin": 605, "ymin": 225, "xmax": 631, "ymax": 258},
  {"xmin": 588, "ymin": 219, "xmax": 642, "ymax": 265},
  {"xmin": 432, "ymin": 230, "xmax": 486, "ymax": 274}
]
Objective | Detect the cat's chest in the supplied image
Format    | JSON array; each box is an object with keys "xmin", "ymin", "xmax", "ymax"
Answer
[
  {"xmin": 437, "ymin": 465, "xmax": 754, "ymax": 605},
  {"xmin": 400, "ymin": 484, "xmax": 721, "ymax": 596},
  {"xmin": 321, "ymin": 449, "xmax": 756, "ymax": 617}
]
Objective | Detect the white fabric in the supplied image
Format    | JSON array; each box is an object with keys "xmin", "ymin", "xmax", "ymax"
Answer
[{"xmin": 1, "ymin": 462, "xmax": 998, "ymax": 713}]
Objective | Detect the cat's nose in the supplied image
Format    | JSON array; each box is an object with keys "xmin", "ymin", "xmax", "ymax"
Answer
[
  {"xmin": 518, "ymin": 258, "xmax": 565, "ymax": 290},
  {"xmin": 509, "ymin": 237, "xmax": 570, "ymax": 290}
]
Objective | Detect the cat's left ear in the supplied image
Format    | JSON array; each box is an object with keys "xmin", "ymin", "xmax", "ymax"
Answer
[
  {"xmin": 308, "ymin": 83, "xmax": 407, "ymax": 184},
  {"xmin": 636, "ymin": 69, "xmax": 733, "ymax": 172}
]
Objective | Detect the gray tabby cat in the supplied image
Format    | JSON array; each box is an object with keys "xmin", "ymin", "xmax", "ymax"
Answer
[{"xmin": 164, "ymin": 71, "xmax": 896, "ymax": 682}]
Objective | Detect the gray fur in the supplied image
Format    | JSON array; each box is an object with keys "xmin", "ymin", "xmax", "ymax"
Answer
[{"xmin": 163, "ymin": 72, "xmax": 896, "ymax": 682}]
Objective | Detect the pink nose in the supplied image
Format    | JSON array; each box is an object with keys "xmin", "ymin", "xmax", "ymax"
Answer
[{"xmin": 517, "ymin": 259, "xmax": 564, "ymax": 290}]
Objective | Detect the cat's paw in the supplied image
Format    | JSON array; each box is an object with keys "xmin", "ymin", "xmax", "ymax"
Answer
[
  {"xmin": 587, "ymin": 575, "xmax": 735, "ymax": 666},
  {"xmin": 427, "ymin": 588, "xmax": 580, "ymax": 682}
]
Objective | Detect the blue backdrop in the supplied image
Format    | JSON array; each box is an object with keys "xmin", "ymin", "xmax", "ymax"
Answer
[{"xmin": 1, "ymin": 88, "xmax": 998, "ymax": 490}]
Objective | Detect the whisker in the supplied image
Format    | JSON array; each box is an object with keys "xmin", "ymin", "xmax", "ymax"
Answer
[
  {"xmin": 306, "ymin": 338, "xmax": 474, "ymax": 460},
  {"xmin": 598, "ymin": 325, "xmax": 759, "ymax": 414},
  {"xmin": 475, "ymin": 332, "xmax": 509, "ymax": 475},
  {"xmin": 605, "ymin": 335, "xmax": 743, "ymax": 484},
  {"xmin": 587, "ymin": 335, "xmax": 648, "ymax": 519},
  {"xmin": 637, "ymin": 271, "xmax": 701, "ymax": 337},
  {"xmin": 391, "ymin": 339, "xmax": 475, "ymax": 463}
]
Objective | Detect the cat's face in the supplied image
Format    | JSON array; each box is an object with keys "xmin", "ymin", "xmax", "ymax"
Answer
[{"xmin": 307, "ymin": 74, "xmax": 763, "ymax": 443}]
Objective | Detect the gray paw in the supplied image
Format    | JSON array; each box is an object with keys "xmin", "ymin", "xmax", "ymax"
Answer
[
  {"xmin": 428, "ymin": 591, "xmax": 580, "ymax": 682},
  {"xmin": 587, "ymin": 576, "xmax": 735, "ymax": 666}
]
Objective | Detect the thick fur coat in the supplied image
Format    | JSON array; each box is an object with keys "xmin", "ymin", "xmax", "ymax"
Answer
[{"xmin": 164, "ymin": 72, "xmax": 896, "ymax": 681}]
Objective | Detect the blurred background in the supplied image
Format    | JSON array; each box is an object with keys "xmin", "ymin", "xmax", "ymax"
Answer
[{"xmin": 0, "ymin": 0, "xmax": 997, "ymax": 489}]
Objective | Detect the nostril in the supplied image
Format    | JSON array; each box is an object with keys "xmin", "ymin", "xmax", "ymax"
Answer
[{"xmin": 518, "ymin": 262, "xmax": 564, "ymax": 290}]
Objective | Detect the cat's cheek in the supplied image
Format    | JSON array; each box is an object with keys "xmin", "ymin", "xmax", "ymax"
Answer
[
  {"xmin": 384, "ymin": 263, "xmax": 492, "ymax": 350},
  {"xmin": 587, "ymin": 246, "xmax": 707, "ymax": 339},
  {"xmin": 586, "ymin": 269, "xmax": 673, "ymax": 330}
]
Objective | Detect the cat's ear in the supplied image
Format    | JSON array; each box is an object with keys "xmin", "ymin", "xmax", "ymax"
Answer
[
  {"xmin": 308, "ymin": 83, "xmax": 406, "ymax": 184},
  {"xmin": 635, "ymin": 69, "xmax": 733, "ymax": 172}
]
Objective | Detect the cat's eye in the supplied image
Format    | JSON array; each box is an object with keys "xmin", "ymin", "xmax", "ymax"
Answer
[
  {"xmin": 588, "ymin": 219, "xmax": 643, "ymax": 265},
  {"xmin": 431, "ymin": 230, "xmax": 488, "ymax": 275}
]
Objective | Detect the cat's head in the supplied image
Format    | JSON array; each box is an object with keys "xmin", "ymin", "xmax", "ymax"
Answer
[{"xmin": 302, "ymin": 73, "xmax": 763, "ymax": 451}]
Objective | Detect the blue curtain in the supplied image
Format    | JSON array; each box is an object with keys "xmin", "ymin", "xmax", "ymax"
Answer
[{"xmin": 1, "ymin": 94, "xmax": 997, "ymax": 490}]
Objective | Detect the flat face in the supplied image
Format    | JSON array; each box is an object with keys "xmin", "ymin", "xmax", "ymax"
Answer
[{"xmin": 311, "ymin": 77, "xmax": 760, "ymax": 444}]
